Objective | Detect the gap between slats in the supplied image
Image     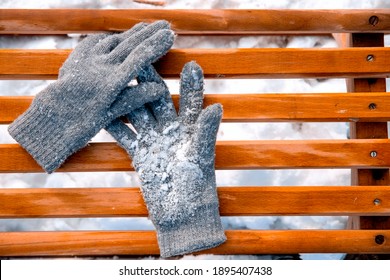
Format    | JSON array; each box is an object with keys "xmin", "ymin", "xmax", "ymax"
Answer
[
  {"xmin": 1, "ymin": 48, "xmax": 390, "ymax": 79},
  {"xmin": 0, "ymin": 186, "xmax": 389, "ymax": 218},
  {"xmin": 1, "ymin": 9, "xmax": 389, "ymax": 35},
  {"xmin": 1, "ymin": 140, "xmax": 390, "ymax": 172},
  {"xmin": 0, "ymin": 230, "xmax": 388, "ymax": 256},
  {"xmin": 1, "ymin": 93, "xmax": 390, "ymax": 124}
]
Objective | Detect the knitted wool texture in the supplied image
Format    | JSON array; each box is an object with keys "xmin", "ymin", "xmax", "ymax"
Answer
[
  {"xmin": 106, "ymin": 62, "xmax": 226, "ymax": 258},
  {"xmin": 8, "ymin": 21, "xmax": 174, "ymax": 173}
]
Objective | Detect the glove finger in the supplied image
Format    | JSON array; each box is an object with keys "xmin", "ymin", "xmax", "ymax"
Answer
[
  {"xmin": 106, "ymin": 20, "xmax": 171, "ymax": 63},
  {"xmin": 189, "ymin": 103, "xmax": 222, "ymax": 169},
  {"xmin": 127, "ymin": 105, "xmax": 158, "ymax": 134},
  {"xmin": 95, "ymin": 29, "xmax": 172, "ymax": 108},
  {"xmin": 106, "ymin": 119, "xmax": 137, "ymax": 158},
  {"xmin": 178, "ymin": 61, "xmax": 204, "ymax": 126},
  {"xmin": 138, "ymin": 66, "xmax": 177, "ymax": 125},
  {"xmin": 108, "ymin": 82, "xmax": 167, "ymax": 119},
  {"xmin": 116, "ymin": 29, "xmax": 174, "ymax": 82},
  {"xmin": 93, "ymin": 22, "xmax": 147, "ymax": 55}
]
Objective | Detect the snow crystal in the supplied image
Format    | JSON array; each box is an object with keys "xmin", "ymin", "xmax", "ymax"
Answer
[
  {"xmin": 162, "ymin": 121, "xmax": 180, "ymax": 135},
  {"xmin": 161, "ymin": 172, "xmax": 168, "ymax": 182},
  {"xmin": 160, "ymin": 183, "xmax": 168, "ymax": 191}
]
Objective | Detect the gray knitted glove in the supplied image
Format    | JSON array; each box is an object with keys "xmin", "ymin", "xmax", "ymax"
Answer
[
  {"xmin": 106, "ymin": 62, "xmax": 226, "ymax": 258},
  {"xmin": 8, "ymin": 21, "xmax": 174, "ymax": 173}
]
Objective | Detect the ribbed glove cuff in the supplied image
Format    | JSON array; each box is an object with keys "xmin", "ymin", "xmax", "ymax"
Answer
[
  {"xmin": 8, "ymin": 102, "xmax": 87, "ymax": 173},
  {"xmin": 156, "ymin": 203, "xmax": 226, "ymax": 258}
]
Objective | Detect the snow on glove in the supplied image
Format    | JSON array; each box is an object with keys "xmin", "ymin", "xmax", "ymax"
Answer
[
  {"xmin": 8, "ymin": 20, "xmax": 174, "ymax": 173},
  {"xmin": 106, "ymin": 62, "xmax": 226, "ymax": 258}
]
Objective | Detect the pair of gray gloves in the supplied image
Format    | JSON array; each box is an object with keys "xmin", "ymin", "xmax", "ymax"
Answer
[{"xmin": 8, "ymin": 21, "xmax": 226, "ymax": 258}]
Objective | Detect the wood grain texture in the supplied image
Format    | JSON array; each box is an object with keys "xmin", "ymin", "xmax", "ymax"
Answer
[
  {"xmin": 0, "ymin": 96, "xmax": 33, "ymax": 124},
  {"xmin": 1, "ymin": 48, "xmax": 390, "ymax": 79},
  {"xmin": 3, "ymin": 92, "xmax": 390, "ymax": 124},
  {"xmin": 1, "ymin": 9, "xmax": 390, "ymax": 35},
  {"xmin": 1, "ymin": 140, "xmax": 390, "ymax": 172},
  {"xmin": 0, "ymin": 186, "xmax": 389, "ymax": 218},
  {"xmin": 0, "ymin": 230, "xmax": 388, "ymax": 256}
]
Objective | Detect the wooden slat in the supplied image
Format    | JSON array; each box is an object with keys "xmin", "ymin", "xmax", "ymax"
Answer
[
  {"xmin": 0, "ymin": 96, "xmax": 32, "ymax": 124},
  {"xmin": 0, "ymin": 230, "xmax": 388, "ymax": 256},
  {"xmin": 3, "ymin": 93, "xmax": 390, "ymax": 124},
  {"xmin": 1, "ymin": 139, "xmax": 390, "ymax": 173},
  {"xmin": 1, "ymin": 186, "xmax": 389, "ymax": 218},
  {"xmin": 1, "ymin": 48, "xmax": 390, "ymax": 80},
  {"xmin": 1, "ymin": 9, "xmax": 390, "ymax": 35}
]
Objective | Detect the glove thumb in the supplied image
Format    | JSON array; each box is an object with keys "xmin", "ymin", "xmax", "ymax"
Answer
[{"xmin": 108, "ymin": 82, "xmax": 167, "ymax": 119}]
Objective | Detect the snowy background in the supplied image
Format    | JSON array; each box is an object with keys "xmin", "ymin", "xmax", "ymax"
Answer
[{"xmin": 1, "ymin": 0, "xmax": 390, "ymax": 260}]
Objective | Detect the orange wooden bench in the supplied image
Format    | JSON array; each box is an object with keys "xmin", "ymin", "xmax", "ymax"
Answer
[{"xmin": 0, "ymin": 9, "xmax": 389, "ymax": 259}]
